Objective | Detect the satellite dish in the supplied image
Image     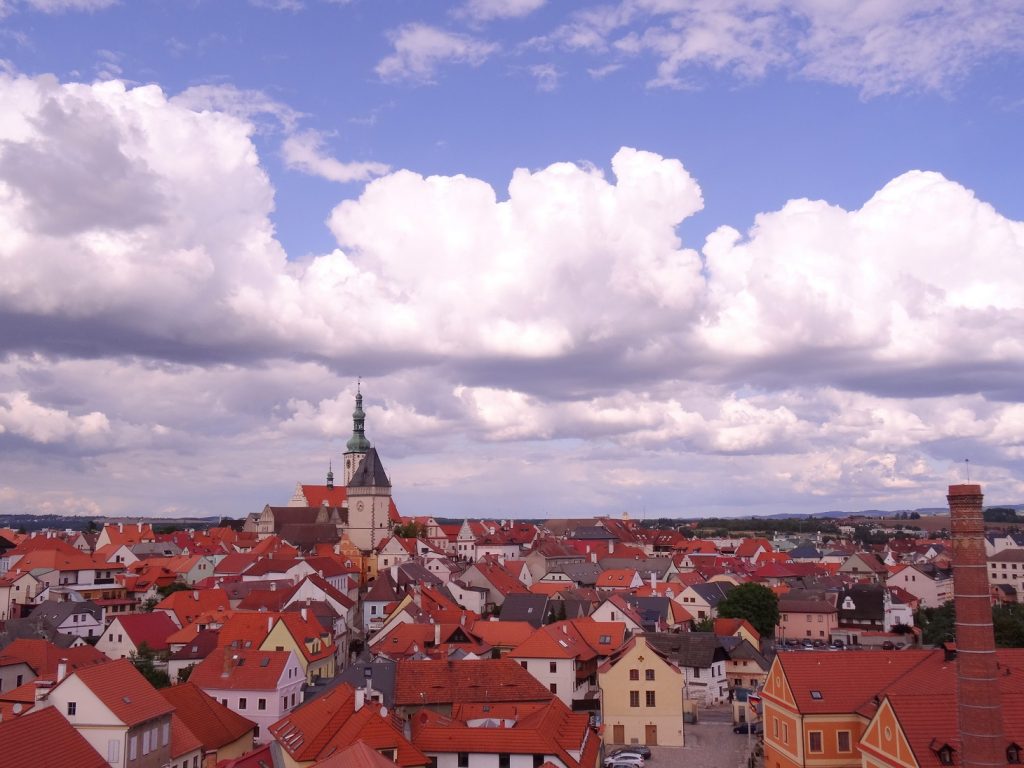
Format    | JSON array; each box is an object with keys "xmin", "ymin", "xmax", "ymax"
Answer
[
  {"xmin": 12, "ymin": 703, "xmax": 22, "ymax": 714},
  {"xmin": 379, "ymin": 706, "xmax": 388, "ymax": 718}
]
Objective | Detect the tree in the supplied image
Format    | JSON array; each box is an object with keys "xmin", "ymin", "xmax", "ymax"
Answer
[
  {"xmin": 131, "ymin": 641, "xmax": 170, "ymax": 689},
  {"xmin": 393, "ymin": 521, "xmax": 426, "ymax": 539},
  {"xmin": 156, "ymin": 581, "xmax": 192, "ymax": 599},
  {"xmin": 915, "ymin": 603, "xmax": 955, "ymax": 646},
  {"xmin": 176, "ymin": 664, "xmax": 195, "ymax": 684},
  {"xmin": 715, "ymin": 582, "xmax": 780, "ymax": 639}
]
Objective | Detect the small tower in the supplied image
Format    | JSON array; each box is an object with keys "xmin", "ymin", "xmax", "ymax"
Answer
[
  {"xmin": 347, "ymin": 447, "xmax": 393, "ymax": 552},
  {"xmin": 343, "ymin": 386, "xmax": 371, "ymax": 485},
  {"xmin": 326, "ymin": 462, "xmax": 334, "ymax": 490}
]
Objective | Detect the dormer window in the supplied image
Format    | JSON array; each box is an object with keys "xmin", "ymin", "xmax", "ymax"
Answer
[
  {"xmin": 1008, "ymin": 744, "xmax": 1022, "ymax": 764},
  {"xmin": 930, "ymin": 741, "xmax": 956, "ymax": 766}
]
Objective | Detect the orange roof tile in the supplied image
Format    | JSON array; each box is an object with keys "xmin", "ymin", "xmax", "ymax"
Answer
[
  {"xmin": 0, "ymin": 706, "xmax": 108, "ymax": 768},
  {"xmin": 394, "ymin": 658, "xmax": 554, "ymax": 706},
  {"xmin": 67, "ymin": 658, "xmax": 175, "ymax": 726},
  {"xmin": 190, "ymin": 648, "xmax": 293, "ymax": 691},
  {"xmin": 160, "ymin": 681, "xmax": 256, "ymax": 749}
]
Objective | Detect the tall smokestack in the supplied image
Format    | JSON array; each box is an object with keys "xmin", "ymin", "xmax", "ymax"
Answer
[{"xmin": 949, "ymin": 483, "xmax": 1004, "ymax": 768}]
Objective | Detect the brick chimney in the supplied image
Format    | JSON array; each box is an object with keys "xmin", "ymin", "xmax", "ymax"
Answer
[{"xmin": 949, "ymin": 483, "xmax": 1004, "ymax": 768}]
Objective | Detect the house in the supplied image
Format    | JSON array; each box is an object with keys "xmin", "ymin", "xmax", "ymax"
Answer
[
  {"xmin": 885, "ymin": 563, "xmax": 953, "ymax": 609},
  {"xmin": 777, "ymin": 590, "xmax": 838, "ymax": 642},
  {"xmin": 269, "ymin": 683, "xmax": 429, "ymax": 767},
  {"xmin": 595, "ymin": 568, "xmax": 643, "ymax": 592},
  {"xmin": 988, "ymin": 549, "xmax": 1024, "ymax": 601},
  {"xmin": 409, "ymin": 698, "xmax": 601, "ymax": 768},
  {"xmin": 167, "ymin": 628, "xmax": 220, "ymax": 683},
  {"xmin": 837, "ymin": 552, "xmax": 888, "ymax": 584},
  {"xmin": 675, "ymin": 582, "xmax": 734, "ymax": 622},
  {"xmin": 27, "ymin": 599, "xmax": 104, "ymax": 640},
  {"xmin": 189, "ymin": 647, "xmax": 304, "ymax": 743},
  {"xmin": 459, "ymin": 559, "xmax": 530, "ymax": 610},
  {"xmin": 218, "ymin": 610, "xmax": 337, "ymax": 682},
  {"xmin": 392, "ymin": 658, "xmax": 554, "ymax": 718},
  {"xmin": 0, "ymin": 638, "xmax": 107, "ymax": 681},
  {"xmin": 719, "ymin": 636, "xmax": 770, "ymax": 692},
  {"xmin": 0, "ymin": 654, "xmax": 35, "ymax": 694},
  {"xmin": 598, "ymin": 634, "xmax": 684, "ymax": 746},
  {"xmin": 97, "ymin": 612, "xmax": 179, "ymax": 661},
  {"xmin": 590, "ymin": 593, "xmax": 646, "ymax": 633},
  {"xmin": 508, "ymin": 619, "xmax": 626, "ymax": 708},
  {"xmin": 155, "ymin": 588, "xmax": 231, "ymax": 629},
  {"xmin": 0, "ymin": 706, "xmax": 108, "ymax": 768},
  {"xmin": 44, "ymin": 658, "xmax": 176, "ymax": 768},
  {"xmin": 645, "ymin": 632, "xmax": 730, "ymax": 707}
]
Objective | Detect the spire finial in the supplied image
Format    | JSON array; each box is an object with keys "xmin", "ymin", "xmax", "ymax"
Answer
[{"xmin": 964, "ymin": 458, "xmax": 971, "ymax": 482}]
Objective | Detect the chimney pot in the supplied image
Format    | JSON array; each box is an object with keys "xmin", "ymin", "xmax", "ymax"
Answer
[
  {"xmin": 301, "ymin": 607, "xmax": 308, "ymax": 622},
  {"xmin": 56, "ymin": 658, "xmax": 68, "ymax": 683}
]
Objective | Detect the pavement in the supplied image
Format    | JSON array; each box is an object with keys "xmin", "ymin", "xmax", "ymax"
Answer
[{"xmin": 621, "ymin": 706, "xmax": 760, "ymax": 768}]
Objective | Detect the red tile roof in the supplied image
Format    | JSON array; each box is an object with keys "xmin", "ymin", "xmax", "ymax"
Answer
[
  {"xmin": 189, "ymin": 648, "xmax": 293, "ymax": 691},
  {"xmin": 393, "ymin": 658, "xmax": 554, "ymax": 706},
  {"xmin": 156, "ymin": 588, "xmax": 231, "ymax": 627},
  {"xmin": 169, "ymin": 713, "xmax": 203, "ymax": 760},
  {"xmin": 311, "ymin": 740, "xmax": 405, "ymax": 768},
  {"xmin": 0, "ymin": 638, "xmax": 107, "ymax": 677},
  {"xmin": 0, "ymin": 706, "xmax": 108, "ymax": 768},
  {"xmin": 159, "ymin": 681, "xmax": 256, "ymax": 749},
  {"xmin": 67, "ymin": 658, "xmax": 175, "ymax": 726},
  {"xmin": 111, "ymin": 612, "xmax": 180, "ymax": 652}
]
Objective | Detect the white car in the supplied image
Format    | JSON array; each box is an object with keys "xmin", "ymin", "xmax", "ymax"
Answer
[{"xmin": 604, "ymin": 754, "xmax": 645, "ymax": 767}]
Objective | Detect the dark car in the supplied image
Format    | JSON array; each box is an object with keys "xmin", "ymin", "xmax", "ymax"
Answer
[
  {"xmin": 609, "ymin": 746, "xmax": 653, "ymax": 760},
  {"xmin": 882, "ymin": 641, "xmax": 896, "ymax": 650},
  {"xmin": 733, "ymin": 722, "xmax": 763, "ymax": 734}
]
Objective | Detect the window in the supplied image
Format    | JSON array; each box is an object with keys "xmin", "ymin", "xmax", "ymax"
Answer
[
  {"xmin": 629, "ymin": 669, "xmax": 639, "ymax": 680},
  {"xmin": 646, "ymin": 691, "xmax": 656, "ymax": 707},
  {"xmin": 692, "ymin": 667, "xmax": 701, "ymax": 679},
  {"xmin": 1008, "ymin": 744, "xmax": 1021, "ymax": 764},
  {"xmin": 629, "ymin": 690, "xmax": 640, "ymax": 707},
  {"xmin": 773, "ymin": 718, "xmax": 779, "ymax": 739},
  {"xmin": 837, "ymin": 731, "xmax": 851, "ymax": 752},
  {"xmin": 809, "ymin": 732, "xmax": 823, "ymax": 752},
  {"xmin": 499, "ymin": 754, "xmax": 511, "ymax": 768},
  {"xmin": 457, "ymin": 753, "xmax": 470, "ymax": 768},
  {"xmin": 66, "ymin": 702, "xmax": 77, "ymax": 716},
  {"xmin": 107, "ymin": 740, "xmax": 120, "ymax": 762},
  {"xmin": 549, "ymin": 662, "xmax": 557, "ymax": 674},
  {"xmin": 129, "ymin": 736, "xmax": 138, "ymax": 760},
  {"xmin": 645, "ymin": 669, "xmax": 655, "ymax": 681},
  {"xmin": 783, "ymin": 723, "xmax": 789, "ymax": 743},
  {"xmin": 534, "ymin": 756, "xmax": 546, "ymax": 768},
  {"xmin": 550, "ymin": 683, "xmax": 558, "ymax": 694},
  {"xmin": 15, "ymin": 675, "xmax": 22, "ymax": 686},
  {"xmin": 239, "ymin": 697, "xmax": 247, "ymax": 710},
  {"xmin": 143, "ymin": 730, "xmax": 151, "ymax": 754},
  {"xmin": 291, "ymin": 693, "xmax": 296, "ymax": 706},
  {"xmin": 258, "ymin": 698, "xmax": 267, "ymax": 710},
  {"xmin": 282, "ymin": 696, "xmax": 288, "ymax": 710},
  {"xmin": 520, "ymin": 661, "xmax": 528, "ymax": 670}
]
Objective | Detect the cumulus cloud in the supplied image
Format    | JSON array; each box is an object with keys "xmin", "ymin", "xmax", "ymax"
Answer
[
  {"xmin": 376, "ymin": 23, "xmax": 499, "ymax": 83},
  {"xmin": 282, "ymin": 130, "xmax": 390, "ymax": 183},
  {"xmin": 3, "ymin": 69, "xmax": 1024, "ymax": 518}
]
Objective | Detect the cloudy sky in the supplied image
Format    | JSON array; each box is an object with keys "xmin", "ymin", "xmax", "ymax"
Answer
[{"xmin": 0, "ymin": 0, "xmax": 1022, "ymax": 521}]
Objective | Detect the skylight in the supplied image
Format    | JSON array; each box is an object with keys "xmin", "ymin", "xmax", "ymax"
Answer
[{"xmin": 810, "ymin": 690, "xmax": 823, "ymax": 700}]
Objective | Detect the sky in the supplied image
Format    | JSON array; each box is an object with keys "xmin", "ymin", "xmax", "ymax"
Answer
[{"xmin": 0, "ymin": 0, "xmax": 1023, "ymax": 522}]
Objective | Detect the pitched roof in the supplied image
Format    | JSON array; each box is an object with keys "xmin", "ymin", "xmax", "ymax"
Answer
[
  {"xmin": 190, "ymin": 647, "xmax": 293, "ymax": 691},
  {"xmin": 393, "ymin": 658, "xmax": 555, "ymax": 706},
  {"xmin": 111, "ymin": 612, "xmax": 179, "ymax": 652},
  {"xmin": 0, "ymin": 706, "xmax": 108, "ymax": 768},
  {"xmin": 350, "ymin": 448, "xmax": 391, "ymax": 488},
  {"xmin": 156, "ymin": 588, "xmax": 231, "ymax": 626},
  {"xmin": 159, "ymin": 682, "xmax": 256, "ymax": 749},
  {"xmin": 67, "ymin": 658, "xmax": 175, "ymax": 726},
  {"xmin": 0, "ymin": 638, "xmax": 107, "ymax": 677},
  {"xmin": 169, "ymin": 713, "xmax": 204, "ymax": 759},
  {"xmin": 311, "ymin": 740, "xmax": 405, "ymax": 768}
]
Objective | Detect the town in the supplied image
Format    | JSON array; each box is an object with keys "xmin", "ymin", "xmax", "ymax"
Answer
[{"xmin": 0, "ymin": 396, "xmax": 1020, "ymax": 768}]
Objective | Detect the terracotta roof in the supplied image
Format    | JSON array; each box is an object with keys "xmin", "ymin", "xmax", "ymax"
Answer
[
  {"xmin": 468, "ymin": 620, "xmax": 537, "ymax": 649},
  {"xmin": 270, "ymin": 683, "xmax": 426, "ymax": 766},
  {"xmin": 156, "ymin": 588, "xmax": 231, "ymax": 627},
  {"xmin": 169, "ymin": 713, "xmax": 203, "ymax": 759},
  {"xmin": 67, "ymin": 658, "xmax": 175, "ymax": 726},
  {"xmin": 0, "ymin": 706, "xmax": 108, "ymax": 768},
  {"xmin": 311, "ymin": 740, "xmax": 405, "ymax": 768},
  {"xmin": 110, "ymin": 612, "xmax": 179, "ymax": 652},
  {"xmin": 393, "ymin": 658, "xmax": 554, "ymax": 706},
  {"xmin": 0, "ymin": 638, "xmax": 107, "ymax": 677},
  {"xmin": 595, "ymin": 568, "xmax": 637, "ymax": 588},
  {"xmin": 160, "ymin": 681, "xmax": 256, "ymax": 749},
  {"xmin": 190, "ymin": 648, "xmax": 293, "ymax": 691}
]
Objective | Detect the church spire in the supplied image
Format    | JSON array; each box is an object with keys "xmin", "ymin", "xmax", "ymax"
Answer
[
  {"xmin": 326, "ymin": 461, "xmax": 334, "ymax": 489},
  {"xmin": 345, "ymin": 384, "xmax": 371, "ymax": 453}
]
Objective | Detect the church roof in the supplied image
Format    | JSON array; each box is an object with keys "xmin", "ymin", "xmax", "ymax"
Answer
[{"xmin": 350, "ymin": 448, "xmax": 391, "ymax": 488}]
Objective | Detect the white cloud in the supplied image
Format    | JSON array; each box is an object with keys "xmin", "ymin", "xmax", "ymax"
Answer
[
  {"xmin": 172, "ymin": 83, "xmax": 303, "ymax": 133},
  {"xmin": 529, "ymin": 63, "xmax": 560, "ymax": 91},
  {"xmin": 282, "ymin": 130, "xmax": 390, "ymax": 183},
  {"xmin": 458, "ymin": 0, "xmax": 546, "ymax": 22},
  {"xmin": 24, "ymin": 0, "xmax": 116, "ymax": 11},
  {"xmin": 547, "ymin": 1, "xmax": 1024, "ymax": 96},
  {"xmin": 0, "ymin": 391, "xmax": 109, "ymax": 444},
  {"xmin": 376, "ymin": 23, "xmax": 499, "ymax": 84}
]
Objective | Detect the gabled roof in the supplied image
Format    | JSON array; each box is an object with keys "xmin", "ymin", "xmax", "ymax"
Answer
[
  {"xmin": 644, "ymin": 631, "xmax": 727, "ymax": 668},
  {"xmin": 160, "ymin": 681, "xmax": 256, "ymax": 748},
  {"xmin": 270, "ymin": 683, "xmax": 426, "ymax": 765},
  {"xmin": 0, "ymin": 706, "xmax": 108, "ymax": 768},
  {"xmin": 156, "ymin": 588, "xmax": 231, "ymax": 626},
  {"xmin": 0, "ymin": 638, "xmax": 107, "ymax": 677},
  {"xmin": 111, "ymin": 612, "xmax": 179, "ymax": 652},
  {"xmin": 66, "ymin": 658, "xmax": 174, "ymax": 726}
]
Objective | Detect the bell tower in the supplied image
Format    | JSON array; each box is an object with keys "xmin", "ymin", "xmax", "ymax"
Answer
[{"xmin": 343, "ymin": 384, "xmax": 371, "ymax": 486}]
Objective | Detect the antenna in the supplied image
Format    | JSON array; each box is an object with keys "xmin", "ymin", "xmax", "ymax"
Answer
[{"xmin": 964, "ymin": 458, "xmax": 971, "ymax": 482}]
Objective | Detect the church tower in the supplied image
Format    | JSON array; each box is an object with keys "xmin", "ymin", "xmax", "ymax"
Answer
[
  {"xmin": 342, "ymin": 386, "xmax": 371, "ymax": 485},
  {"xmin": 347, "ymin": 447, "xmax": 392, "ymax": 552}
]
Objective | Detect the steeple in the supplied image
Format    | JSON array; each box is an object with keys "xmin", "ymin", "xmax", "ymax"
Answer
[
  {"xmin": 345, "ymin": 384, "xmax": 371, "ymax": 453},
  {"xmin": 326, "ymin": 461, "xmax": 334, "ymax": 489}
]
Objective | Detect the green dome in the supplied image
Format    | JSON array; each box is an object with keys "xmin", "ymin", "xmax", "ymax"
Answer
[{"xmin": 346, "ymin": 391, "xmax": 371, "ymax": 452}]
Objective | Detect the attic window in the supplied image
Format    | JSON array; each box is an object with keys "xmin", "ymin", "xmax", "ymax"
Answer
[
  {"xmin": 933, "ymin": 744, "xmax": 955, "ymax": 765},
  {"xmin": 810, "ymin": 690, "xmax": 823, "ymax": 700},
  {"xmin": 1009, "ymin": 745, "xmax": 1022, "ymax": 764},
  {"xmin": 260, "ymin": 657, "xmax": 271, "ymax": 667}
]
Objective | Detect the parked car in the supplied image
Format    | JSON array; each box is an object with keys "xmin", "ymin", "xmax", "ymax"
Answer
[
  {"xmin": 882, "ymin": 641, "xmax": 896, "ymax": 650},
  {"xmin": 733, "ymin": 722, "xmax": 763, "ymax": 734},
  {"xmin": 604, "ymin": 754, "xmax": 644, "ymax": 767},
  {"xmin": 609, "ymin": 746, "xmax": 652, "ymax": 760}
]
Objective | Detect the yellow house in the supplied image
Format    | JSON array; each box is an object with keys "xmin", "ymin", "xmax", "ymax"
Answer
[
  {"xmin": 262, "ymin": 612, "xmax": 336, "ymax": 683},
  {"xmin": 598, "ymin": 635, "xmax": 684, "ymax": 747}
]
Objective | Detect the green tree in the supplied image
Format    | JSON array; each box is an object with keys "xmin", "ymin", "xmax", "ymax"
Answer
[
  {"xmin": 693, "ymin": 617, "xmax": 715, "ymax": 632},
  {"xmin": 915, "ymin": 602, "xmax": 956, "ymax": 646},
  {"xmin": 393, "ymin": 521, "xmax": 426, "ymax": 539},
  {"xmin": 131, "ymin": 641, "xmax": 171, "ymax": 689},
  {"xmin": 156, "ymin": 581, "xmax": 192, "ymax": 599},
  {"xmin": 716, "ymin": 582, "xmax": 780, "ymax": 638},
  {"xmin": 176, "ymin": 664, "xmax": 195, "ymax": 684}
]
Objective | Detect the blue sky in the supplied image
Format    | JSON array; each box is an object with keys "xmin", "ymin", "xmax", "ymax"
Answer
[{"xmin": 0, "ymin": 0, "xmax": 1022, "ymax": 521}]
